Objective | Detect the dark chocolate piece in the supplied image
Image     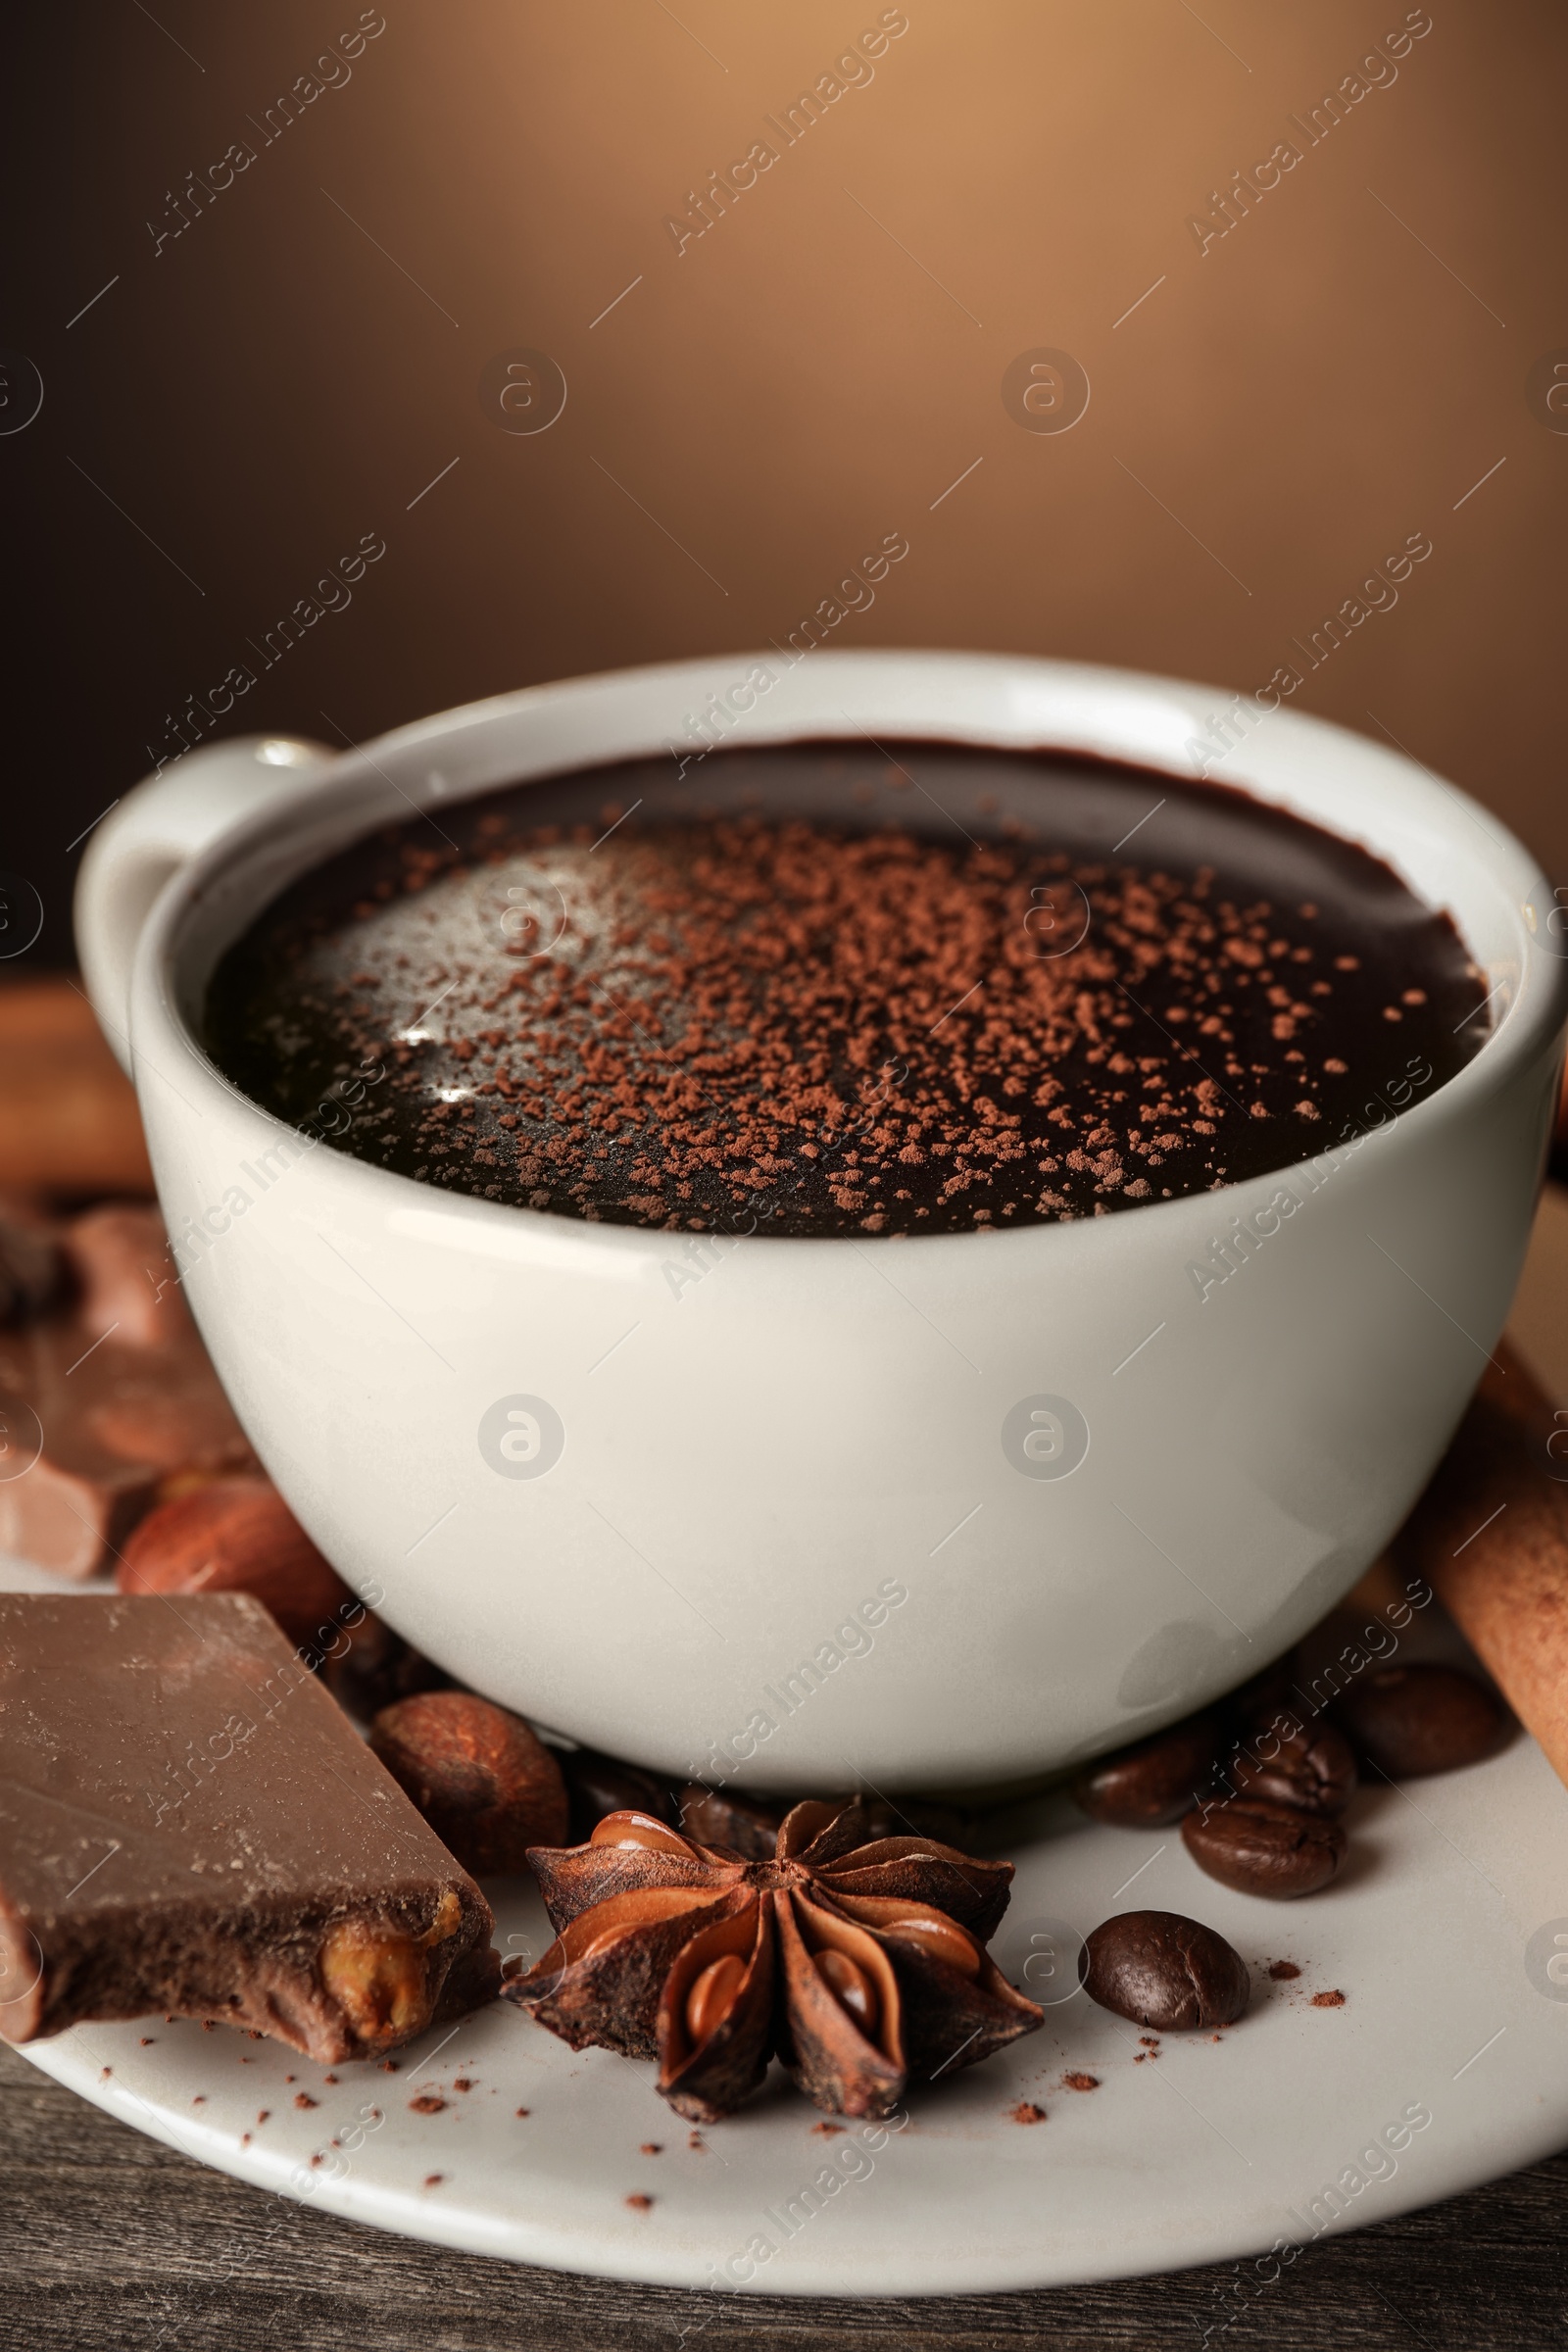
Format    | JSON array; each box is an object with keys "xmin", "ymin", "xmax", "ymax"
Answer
[{"xmin": 0, "ymin": 1594, "xmax": 499, "ymax": 2060}]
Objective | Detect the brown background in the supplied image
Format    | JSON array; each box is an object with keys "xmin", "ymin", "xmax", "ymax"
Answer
[{"xmin": 4, "ymin": 0, "xmax": 1564, "ymax": 968}]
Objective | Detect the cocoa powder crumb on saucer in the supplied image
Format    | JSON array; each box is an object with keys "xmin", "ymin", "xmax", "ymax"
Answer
[
  {"xmin": 139, "ymin": 2037, "xmax": 154, "ymax": 2046},
  {"xmin": 293, "ymin": 2093, "xmax": 317, "ymax": 2110},
  {"xmin": 1010, "ymin": 2101, "xmax": 1048, "ymax": 2125},
  {"xmin": 452, "ymin": 2076, "xmax": 474, "ymax": 2092},
  {"xmin": 423, "ymin": 2175, "xmax": 444, "ymax": 2189},
  {"xmin": 626, "ymin": 2193, "xmax": 655, "ymax": 2211},
  {"xmin": 409, "ymin": 2094, "xmax": 447, "ymax": 2114},
  {"xmin": 514, "ymin": 2107, "xmax": 530, "ymax": 2119},
  {"xmin": 1062, "ymin": 2073, "xmax": 1101, "ymax": 2091},
  {"xmin": 1268, "ymin": 1960, "xmax": 1301, "ymax": 1981},
  {"xmin": 1311, "ymin": 1988, "xmax": 1347, "ymax": 2008},
  {"xmin": 640, "ymin": 2142, "xmax": 662, "ymax": 2155},
  {"xmin": 257, "ymin": 2112, "xmax": 270, "ymax": 2125},
  {"xmin": 811, "ymin": 2122, "xmax": 844, "ymax": 2137}
]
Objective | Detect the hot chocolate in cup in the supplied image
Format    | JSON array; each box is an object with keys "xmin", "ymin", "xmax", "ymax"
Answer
[{"xmin": 75, "ymin": 654, "xmax": 1568, "ymax": 1788}]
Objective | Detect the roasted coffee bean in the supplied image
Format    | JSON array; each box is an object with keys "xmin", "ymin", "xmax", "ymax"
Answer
[
  {"xmin": 1221, "ymin": 1659, "xmax": 1298, "ymax": 1733},
  {"xmin": 1335, "ymin": 1663, "xmax": 1509, "ymax": 1779},
  {"xmin": 1230, "ymin": 1721, "xmax": 1357, "ymax": 1817},
  {"xmin": 1081, "ymin": 1910, "xmax": 1250, "ymax": 2031},
  {"xmin": 1071, "ymin": 1710, "xmax": 1223, "ymax": 1828},
  {"xmin": 1182, "ymin": 1798, "xmax": 1347, "ymax": 1898}
]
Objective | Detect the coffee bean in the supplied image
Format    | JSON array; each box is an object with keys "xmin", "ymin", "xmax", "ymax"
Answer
[
  {"xmin": 1222, "ymin": 1659, "xmax": 1298, "ymax": 1733},
  {"xmin": 1230, "ymin": 1721, "xmax": 1357, "ymax": 1817},
  {"xmin": 1335, "ymin": 1664, "xmax": 1509, "ymax": 1779},
  {"xmin": 1182, "ymin": 1799, "xmax": 1347, "ymax": 1898},
  {"xmin": 1081, "ymin": 1910, "xmax": 1250, "ymax": 2031},
  {"xmin": 1071, "ymin": 1710, "xmax": 1223, "ymax": 1828}
]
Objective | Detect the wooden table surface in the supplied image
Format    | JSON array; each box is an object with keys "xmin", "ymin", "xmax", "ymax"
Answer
[
  {"xmin": 4, "ymin": 976, "xmax": 1567, "ymax": 2348},
  {"xmin": 3, "ymin": 2038, "xmax": 1565, "ymax": 2350}
]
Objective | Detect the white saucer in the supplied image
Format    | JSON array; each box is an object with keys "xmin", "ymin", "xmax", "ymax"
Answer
[{"xmin": 12, "ymin": 1199, "xmax": 1568, "ymax": 2295}]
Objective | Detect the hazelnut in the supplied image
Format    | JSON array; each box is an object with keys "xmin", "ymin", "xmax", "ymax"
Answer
[
  {"xmin": 318, "ymin": 1919, "xmax": 434, "ymax": 2050},
  {"xmin": 368, "ymin": 1691, "xmax": 568, "ymax": 1873},
  {"xmin": 117, "ymin": 1479, "xmax": 355, "ymax": 1647}
]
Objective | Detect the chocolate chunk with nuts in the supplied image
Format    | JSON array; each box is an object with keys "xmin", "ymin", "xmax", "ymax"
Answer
[
  {"xmin": 370, "ymin": 1690, "xmax": 569, "ymax": 1874},
  {"xmin": 1081, "ymin": 1911, "xmax": 1250, "ymax": 2031},
  {"xmin": 1229, "ymin": 1720, "xmax": 1357, "ymax": 1817},
  {"xmin": 1072, "ymin": 1710, "xmax": 1223, "ymax": 1828},
  {"xmin": 0, "ymin": 1593, "xmax": 499, "ymax": 2062},
  {"xmin": 1335, "ymin": 1663, "xmax": 1509, "ymax": 1779},
  {"xmin": 1182, "ymin": 1798, "xmax": 1348, "ymax": 1897},
  {"xmin": 117, "ymin": 1478, "xmax": 355, "ymax": 1648},
  {"xmin": 0, "ymin": 1208, "xmax": 255, "ymax": 1580}
]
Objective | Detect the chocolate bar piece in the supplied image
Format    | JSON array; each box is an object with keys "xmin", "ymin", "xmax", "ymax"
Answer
[
  {"xmin": 0, "ymin": 1593, "xmax": 500, "ymax": 2061},
  {"xmin": 0, "ymin": 1206, "xmax": 256, "ymax": 1579}
]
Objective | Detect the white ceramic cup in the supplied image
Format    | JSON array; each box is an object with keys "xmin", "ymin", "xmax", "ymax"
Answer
[{"xmin": 76, "ymin": 652, "xmax": 1568, "ymax": 1790}]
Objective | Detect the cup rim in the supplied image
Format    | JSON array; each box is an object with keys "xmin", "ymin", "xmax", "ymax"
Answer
[{"xmin": 138, "ymin": 648, "xmax": 1568, "ymax": 1259}]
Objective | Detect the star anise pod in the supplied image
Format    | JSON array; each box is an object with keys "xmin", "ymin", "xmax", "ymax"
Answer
[{"xmin": 503, "ymin": 1799, "xmax": 1043, "ymax": 2121}]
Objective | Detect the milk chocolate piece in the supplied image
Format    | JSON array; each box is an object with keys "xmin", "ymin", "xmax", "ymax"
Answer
[
  {"xmin": 0, "ymin": 1245, "xmax": 255, "ymax": 1578},
  {"xmin": 0, "ymin": 1593, "xmax": 500, "ymax": 2060},
  {"xmin": 63, "ymin": 1204, "xmax": 182, "ymax": 1350}
]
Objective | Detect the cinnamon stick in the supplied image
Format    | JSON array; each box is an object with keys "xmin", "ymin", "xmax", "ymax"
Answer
[{"xmin": 1391, "ymin": 1340, "xmax": 1568, "ymax": 1784}]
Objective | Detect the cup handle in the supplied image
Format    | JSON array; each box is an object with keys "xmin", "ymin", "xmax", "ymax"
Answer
[{"xmin": 75, "ymin": 733, "xmax": 332, "ymax": 1075}]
